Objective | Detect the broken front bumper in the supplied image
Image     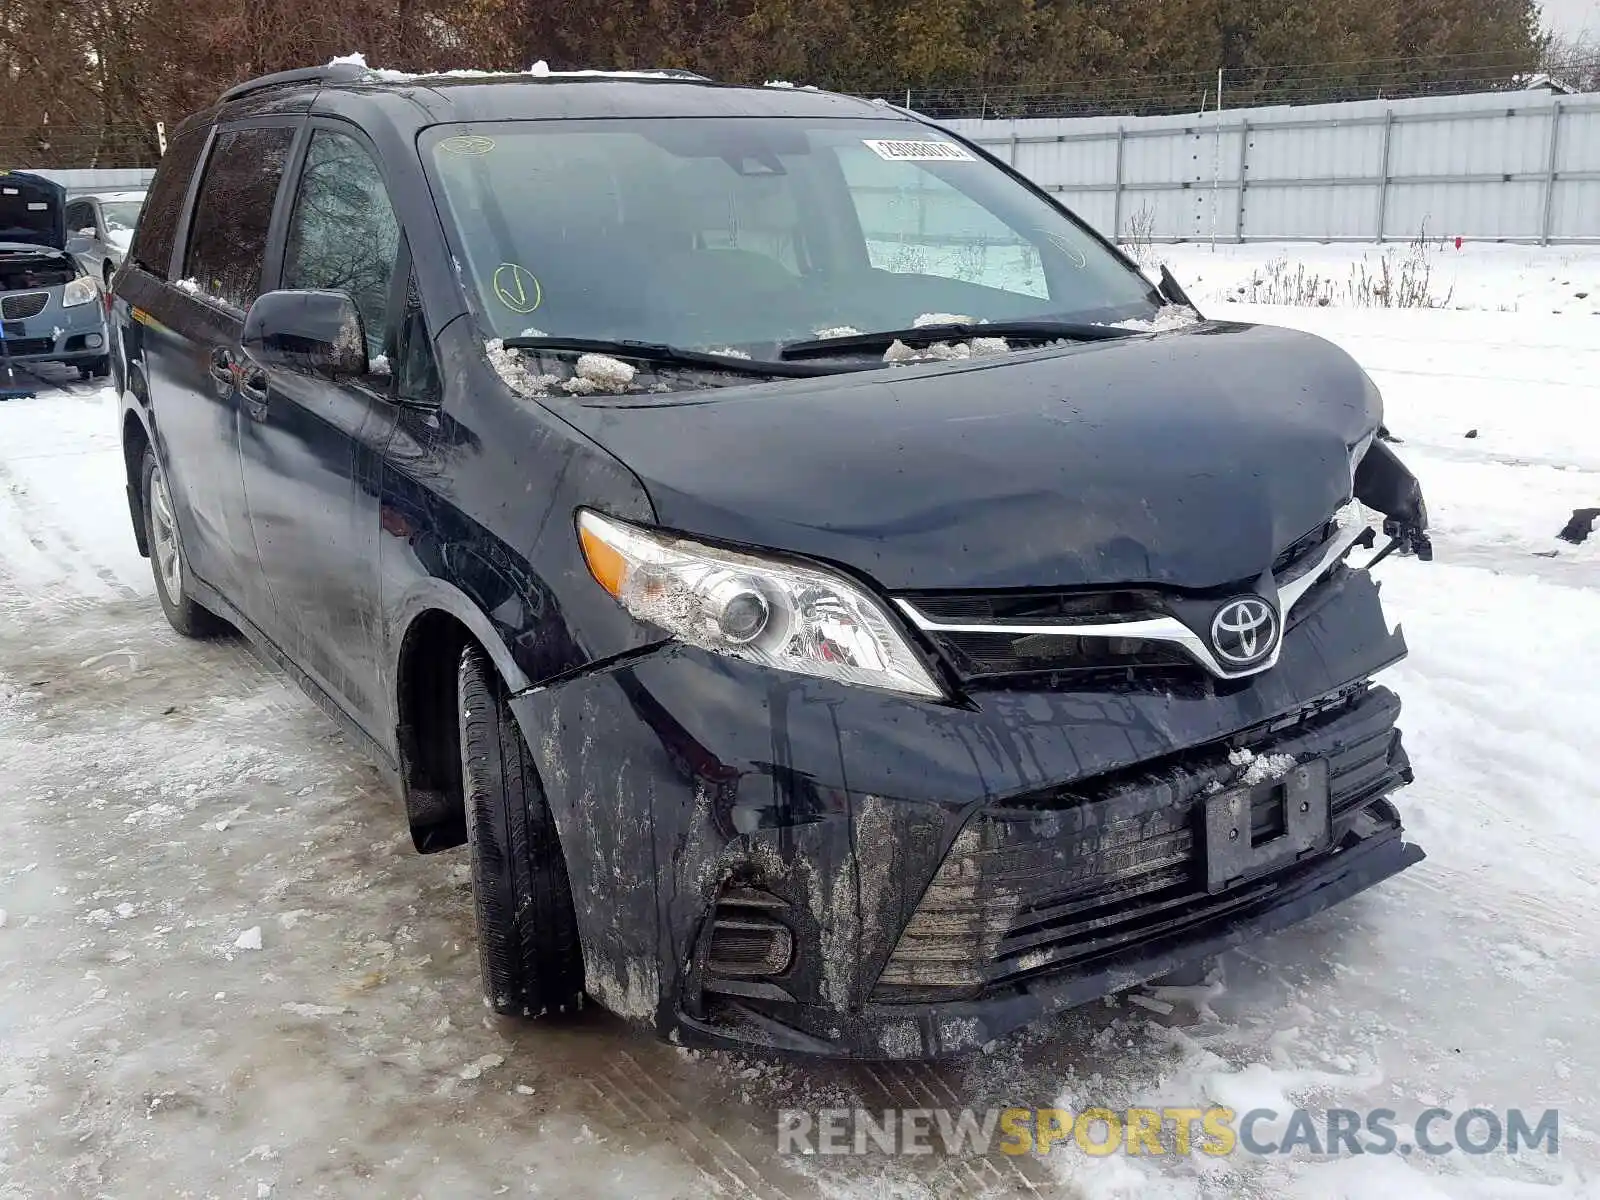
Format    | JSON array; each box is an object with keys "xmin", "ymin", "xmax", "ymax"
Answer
[{"xmin": 509, "ymin": 568, "xmax": 1422, "ymax": 1059}]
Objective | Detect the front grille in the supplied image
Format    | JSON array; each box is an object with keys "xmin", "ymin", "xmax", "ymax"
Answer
[
  {"xmin": 0, "ymin": 337, "xmax": 52, "ymax": 357},
  {"xmin": 873, "ymin": 686, "xmax": 1409, "ymax": 1001},
  {"xmin": 909, "ymin": 589, "xmax": 1166, "ymax": 627},
  {"xmin": 1, "ymin": 291, "xmax": 49, "ymax": 320},
  {"xmin": 933, "ymin": 630, "xmax": 1193, "ymax": 680},
  {"xmin": 905, "ymin": 588, "xmax": 1185, "ymax": 682}
]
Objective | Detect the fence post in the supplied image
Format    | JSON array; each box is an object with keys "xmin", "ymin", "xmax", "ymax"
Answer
[
  {"xmin": 1008, "ymin": 133, "xmax": 1018, "ymax": 167},
  {"xmin": 1112, "ymin": 126, "xmax": 1126, "ymax": 239},
  {"xmin": 1374, "ymin": 107, "xmax": 1393, "ymax": 243},
  {"xmin": 1540, "ymin": 99, "xmax": 1563, "ymax": 246},
  {"xmin": 1233, "ymin": 119, "xmax": 1249, "ymax": 242}
]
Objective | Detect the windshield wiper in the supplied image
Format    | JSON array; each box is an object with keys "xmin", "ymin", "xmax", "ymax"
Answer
[
  {"xmin": 501, "ymin": 336, "xmax": 872, "ymax": 379},
  {"xmin": 779, "ymin": 319, "xmax": 1143, "ymax": 361}
]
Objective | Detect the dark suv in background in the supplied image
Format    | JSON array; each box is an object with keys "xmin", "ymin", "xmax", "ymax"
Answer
[{"xmin": 114, "ymin": 62, "xmax": 1430, "ymax": 1059}]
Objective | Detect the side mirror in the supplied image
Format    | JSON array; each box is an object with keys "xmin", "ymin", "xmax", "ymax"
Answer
[{"xmin": 242, "ymin": 289, "xmax": 367, "ymax": 377}]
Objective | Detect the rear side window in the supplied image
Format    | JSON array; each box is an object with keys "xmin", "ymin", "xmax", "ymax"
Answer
[
  {"xmin": 131, "ymin": 126, "xmax": 208, "ymax": 279},
  {"xmin": 184, "ymin": 126, "xmax": 294, "ymax": 310}
]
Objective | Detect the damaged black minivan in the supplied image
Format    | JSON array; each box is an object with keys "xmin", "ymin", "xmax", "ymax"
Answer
[{"xmin": 114, "ymin": 62, "xmax": 1429, "ymax": 1058}]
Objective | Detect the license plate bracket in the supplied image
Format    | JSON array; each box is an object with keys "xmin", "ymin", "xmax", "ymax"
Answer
[{"xmin": 1204, "ymin": 759, "xmax": 1330, "ymax": 893}]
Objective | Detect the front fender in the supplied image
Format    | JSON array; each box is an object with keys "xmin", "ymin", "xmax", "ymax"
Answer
[{"xmin": 388, "ymin": 578, "xmax": 533, "ymax": 697}]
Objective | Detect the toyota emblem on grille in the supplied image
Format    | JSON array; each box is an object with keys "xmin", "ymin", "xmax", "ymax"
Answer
[{"xmin": 1210, "ymin": 597, "xmax": 1279, "ymax": 667}]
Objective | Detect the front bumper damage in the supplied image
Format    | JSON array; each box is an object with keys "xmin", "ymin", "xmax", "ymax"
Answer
[{"xmin": 510, "ymin": 567, "xmax": 1422, "ymax": 1059}]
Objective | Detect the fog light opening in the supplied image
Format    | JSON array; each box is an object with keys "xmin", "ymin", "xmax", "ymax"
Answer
[
  {"xmin": 85, "ymin": 332, "xmax": 104, "ymax": 349},
  {"xmin": 705, "ymin": 885, "xmax": 793, "ymax": 979}
]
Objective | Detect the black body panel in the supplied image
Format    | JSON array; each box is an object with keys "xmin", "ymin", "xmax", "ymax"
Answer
[{"xmin": 559, "ymin": 322, "xmax": 1378, "ymax": 591}]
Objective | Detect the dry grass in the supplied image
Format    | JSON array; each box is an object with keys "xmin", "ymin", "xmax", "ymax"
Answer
[
  {"xmin": 1120, "ymin": 204, "xmax": 1161, "ymax": 270},
  {"xmin": 1232, "ymin": 229, "xmax": 1454, "ymax": 309}
]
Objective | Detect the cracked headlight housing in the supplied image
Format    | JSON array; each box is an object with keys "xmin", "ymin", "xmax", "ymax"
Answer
[
  {"xmin": 61, "ymin": 276, "xmax": 99, "ymax": 307},
  {"xmin": 577, "ymin": 510, "xmax": 943, "ymax": 698}
]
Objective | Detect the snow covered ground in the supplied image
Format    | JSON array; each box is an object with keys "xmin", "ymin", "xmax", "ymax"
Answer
[{"xmin": 1, "ymin": 243, "xmax": 1597, "ymax": 1199}]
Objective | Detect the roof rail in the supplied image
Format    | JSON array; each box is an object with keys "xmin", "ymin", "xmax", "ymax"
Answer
[{"xmin": 217, "ymin": 62, "xmax": 370, "ymax": 105}]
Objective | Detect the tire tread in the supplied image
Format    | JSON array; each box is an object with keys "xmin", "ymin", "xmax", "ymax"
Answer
[{"xmin": 458, "ymin": 646, "xmax": 583, "ymax": 1017}]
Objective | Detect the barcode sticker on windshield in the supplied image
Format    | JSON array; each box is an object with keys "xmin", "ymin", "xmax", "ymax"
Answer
[{"xmin": 862, "ymin": 139, "xmax": 976, "ymax": 162}]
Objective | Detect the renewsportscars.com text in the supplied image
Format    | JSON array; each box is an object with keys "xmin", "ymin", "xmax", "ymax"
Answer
[{"xmin": 777, "ymin": 1106, "xmax": 1560, "ymax": 1158}]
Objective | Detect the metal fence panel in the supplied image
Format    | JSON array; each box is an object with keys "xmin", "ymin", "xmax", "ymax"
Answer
[
  {"xmin": 949, "ymin": 89, "xmax": 1600, "ymax": 243},
  {"xmin": 28, "ymin": 167, "xmax": 157, "ymax": 197}
]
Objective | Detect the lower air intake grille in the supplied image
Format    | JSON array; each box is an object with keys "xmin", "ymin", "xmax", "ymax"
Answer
[{"xmin": 873, "ymin": 686, "xmax": 1410, "ymax": 1001}]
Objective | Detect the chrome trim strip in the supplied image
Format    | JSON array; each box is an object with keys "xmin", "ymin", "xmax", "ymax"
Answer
[
  {"xmin": 896, "ymin": 516, "xmax": 1371, "ymax": 681},
  {"xmin": 1276, "ymin": 520, "xmax": 1368, "ymax": 613}
]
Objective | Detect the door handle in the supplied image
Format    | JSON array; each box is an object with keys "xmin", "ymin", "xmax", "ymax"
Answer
[
  {"xmin": 208, "ymin": 346, "xmax": 234, "ymax": 388},
  {"xmin": 239, "ymin": 367, "xmax": 268, "ymax": 404}
]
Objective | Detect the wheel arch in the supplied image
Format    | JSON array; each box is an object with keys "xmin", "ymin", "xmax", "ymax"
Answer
[
  {"xmin": 389, "ymin": 581, "xmax": 532, "ymax": 854},
  {"xmin": 120, "ymin": 389, "xmax": 155, "ymax": 558}
]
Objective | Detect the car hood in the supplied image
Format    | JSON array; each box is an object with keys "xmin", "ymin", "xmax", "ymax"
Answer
[
  {"xmin": 0, "ymin": 172, "xmax": 66, "ymax": 250},
  {"xmin": 563, "ymin": 322, "xmax": 1382, "ymax": 592}
]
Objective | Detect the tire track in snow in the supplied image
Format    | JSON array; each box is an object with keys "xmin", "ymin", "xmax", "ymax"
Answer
[{"xmin": 0, "ymin": 441, "xmax": 142, "ymax": 610}]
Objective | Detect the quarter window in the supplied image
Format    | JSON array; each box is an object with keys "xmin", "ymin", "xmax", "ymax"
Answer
[
  {"xmin": 282, "ymin": 130, "xmax": 401, "ymax": 358},
  {"xmin": 132, "ymin": 125, "xmax": 208, "ymax": 280},
  {"xmin": 184, "ymin": 126, "xmax": 294, "ymax": 310}
]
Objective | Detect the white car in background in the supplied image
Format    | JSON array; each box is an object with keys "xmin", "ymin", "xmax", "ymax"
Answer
[{"xmin": 65, "ymin": 191, "xmax": 145, "ymax": 287}]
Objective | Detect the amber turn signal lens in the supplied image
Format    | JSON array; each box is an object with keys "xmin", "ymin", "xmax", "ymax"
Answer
[{"xmin": 579, "ymin": 523, "xmax": 628, "ymax": 597}]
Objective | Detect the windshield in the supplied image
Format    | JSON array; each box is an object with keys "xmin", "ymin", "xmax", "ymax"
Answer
[
  {"xmin": 100, "ymin": 200, "xmax": 143, "ymax": 233},
  {"xmin": 423, "ymin": 118, "xmax": 1160, "ymax": 354}
]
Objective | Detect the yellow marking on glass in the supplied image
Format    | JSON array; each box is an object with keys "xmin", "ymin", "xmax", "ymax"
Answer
[{"xmin": 492, "ymin": 263, "xmax": 542, "ymax": 313}]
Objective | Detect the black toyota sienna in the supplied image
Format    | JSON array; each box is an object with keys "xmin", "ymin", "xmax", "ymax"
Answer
[{"xmin": 112, "ymin": 61, "xmax": 1430, "ymax": 1059}]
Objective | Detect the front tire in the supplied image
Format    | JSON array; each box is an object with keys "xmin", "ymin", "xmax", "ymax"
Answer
[
  {"xmin": 140, "ymin": 446, "xmax": 226, "ymax": 638},
  {"xmin": 458, "ymin": 645, "xmax": 584, "ymax": 1017}
]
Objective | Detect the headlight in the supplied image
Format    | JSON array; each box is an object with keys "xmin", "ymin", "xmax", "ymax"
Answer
[
  {"xmin": 61, "ymin": 276, "xmax": 99, "ymax": 307},
  {"xmin": 577, "ymin": 510, "xmax": 943, "ymax": 699}
]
